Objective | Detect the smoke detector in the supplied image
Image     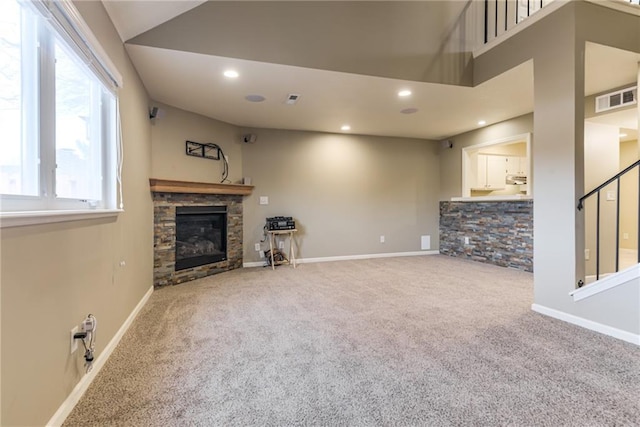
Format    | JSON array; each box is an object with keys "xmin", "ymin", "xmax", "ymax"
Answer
[{"xmin": 285, "ymin": 94, "xmax": 301, "ymax": 105}]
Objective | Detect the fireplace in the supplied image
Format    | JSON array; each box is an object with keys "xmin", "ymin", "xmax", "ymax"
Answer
[
  {"xmin": 151, "ymin": 187, "xmax": 248, "ymax": 288},
  {"xmin": 175, "ymin": 206, "xmax": 227, "ymax": 270}
]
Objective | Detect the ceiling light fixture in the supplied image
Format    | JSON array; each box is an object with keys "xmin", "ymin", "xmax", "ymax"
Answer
[
  {"xmin": 398, "ymin": 90, "xmax": 412, "ymax": 97},
  {"xmin": 223, "ymin": 70, "xmax": 239, "ymax": 78},
  {"xmin": 341, "ymin": 125, "xmax": 351, "ymax": 131},
  {"xmin": 478, "ymin": 120, "xmax": 487, "ymax": 126},
  {"xmin": 245, "ymin": 95, "xmax": 266, "ymax": 102},
  {"xmin": 400, "ymin": 108, "xmax": 418, "ymax": 114}
]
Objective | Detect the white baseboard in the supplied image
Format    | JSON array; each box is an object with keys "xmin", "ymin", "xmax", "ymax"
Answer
[
  {"xmin": 46, "ymin": 286, "xmax": 154, "ymax": 427},
  {"xmin": 571, "ymin": 264, "xmax": 640, "ymax": 302},
  {"xmin": 531, "ymin": 303, "xmax": 640, "ymax": 346},
  {"xmin": 243, "ymin": 250, "xmax": 439, "ymax": 268}
]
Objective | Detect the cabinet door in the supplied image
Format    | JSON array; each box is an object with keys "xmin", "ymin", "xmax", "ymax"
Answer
[
  {"xmin": 477, "ymin": 154, "xmax": 488, "ymax": 187},
  {"xmin": 506, "ymin": 156, "xmax": 519, "ymax": 175},
  {"xmin": 486, "ymin": 155, "xmax": 506, "ymax": 188},
  {"xmin": 518, "ymin": 157, "xmax": 528, "ymax": 175}
]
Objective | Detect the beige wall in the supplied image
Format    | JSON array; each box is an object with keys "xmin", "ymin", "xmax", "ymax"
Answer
[
  {"xmin": 150, "ymin": 103, "xmax": 243, "ymax": 184},
  {"xmin": 619, "ymin": 139, "xmax": 639, "ymax": 250},
  {"xmin": 439, "ymin": 114, "xmax": 533, "ymax": 200},
  {"xmin": 145, "ymin": 105, "xmax": 441, "ymax": 263},
  {"xmin": 0, "ymin": 2, "xmax": 153, "ymax": 425},
  {"xmin": 583, "ymin": 122, "xmax": 620, "ymax": 275},
  {"xmin": 474, "ymin": 1, "xmax": 640, "ymax": 334},
  {"xmin": 241, "ymin": 129, "xmax": 440, "ymax": 263}
]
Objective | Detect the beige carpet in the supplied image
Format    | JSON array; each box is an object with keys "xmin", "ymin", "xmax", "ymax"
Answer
[{"xmin": 64, "ymin": 255, "xmax": 640, "ymax": 426}]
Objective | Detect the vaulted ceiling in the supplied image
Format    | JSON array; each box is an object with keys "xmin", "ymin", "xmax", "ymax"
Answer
[{"xmin": 102, "ymin": 1, "xmax": 638, "ymax": 140}]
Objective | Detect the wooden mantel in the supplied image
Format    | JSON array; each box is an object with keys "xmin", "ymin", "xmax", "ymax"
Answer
[{"xmin": 149, "ymin": 179, "xmax": 254, "ymax": 196}]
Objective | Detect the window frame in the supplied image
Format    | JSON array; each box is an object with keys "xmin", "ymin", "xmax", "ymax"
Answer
[{"xmin": 0, "ymin": 0, "xmax": 123, "ymax": 227}]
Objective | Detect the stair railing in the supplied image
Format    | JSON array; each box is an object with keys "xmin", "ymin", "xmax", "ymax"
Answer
[
  {"xmin": 483, "ymin": 0, "xmax": 640, "ymax": 45},
  {"xmin": 577, "ymin": 159, "xmax": 640, "ymax": 284}
]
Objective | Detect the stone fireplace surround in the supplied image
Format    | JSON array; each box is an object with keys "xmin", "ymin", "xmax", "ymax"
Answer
[{"xmin": 150, "ymin": 179, "xmax": 253, "ymax": 287}]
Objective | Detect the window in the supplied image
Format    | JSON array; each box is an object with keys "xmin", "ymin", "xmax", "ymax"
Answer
[{"xmin": 0, "ymin": 0, "xmax": 121, "ymax": 215}]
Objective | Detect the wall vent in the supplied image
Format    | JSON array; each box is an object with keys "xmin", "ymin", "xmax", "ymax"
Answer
[
  {"xmin": 595, "ymin": 86, "xmax": 637, "ymax": 113},
  {"xmin": 285, "ymin": 94, "xmax": 301, "ymax": 105}
]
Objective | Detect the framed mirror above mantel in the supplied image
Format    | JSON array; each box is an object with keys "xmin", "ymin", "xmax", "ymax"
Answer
[{"xmin": 460, "ymin": 133, "xmax": 532, "ymax": 199}]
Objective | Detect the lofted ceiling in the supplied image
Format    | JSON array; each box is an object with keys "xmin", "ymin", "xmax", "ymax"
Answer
[{"xmin": 102, "ymin": 1, "xmax": 639, "ymax": 141}]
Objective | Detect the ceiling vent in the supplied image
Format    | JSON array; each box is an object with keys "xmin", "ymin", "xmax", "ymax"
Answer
[
  {"xmin": 595, "ymin": 86, "xmax": 637, "ymax": 113},
  {"xmin": 285, "ymin": 94, "xmax": 300, "ymax": 105}
]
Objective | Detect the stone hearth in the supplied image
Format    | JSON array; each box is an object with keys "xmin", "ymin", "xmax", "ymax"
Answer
[{"xmin": 151, "ymin": 180, "xmax": 252, "ymax": 287}]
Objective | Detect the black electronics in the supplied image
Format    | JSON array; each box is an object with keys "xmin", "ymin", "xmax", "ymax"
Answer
[{"xmin": 266, "ymin": 216, "xmax": 296, "ymax": 231}]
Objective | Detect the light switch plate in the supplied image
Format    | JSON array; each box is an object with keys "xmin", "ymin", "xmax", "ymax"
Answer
[{"xmin": 259, "ymin": 196, "xmax": 269, "ymax": 205}]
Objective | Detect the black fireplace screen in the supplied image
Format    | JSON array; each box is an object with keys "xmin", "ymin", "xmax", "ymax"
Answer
[{"xmin": 175, "ymin": 206, "xmax": 227, "ymax": 270}]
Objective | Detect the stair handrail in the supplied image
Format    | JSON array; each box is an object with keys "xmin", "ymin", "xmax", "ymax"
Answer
[
  {"xmin": 578, "ymin": 159, "xmax": 640, "ymax": 211},
  {"xmin": 577, "ymin": 159, "xmax": 640, "ymax": 284}
]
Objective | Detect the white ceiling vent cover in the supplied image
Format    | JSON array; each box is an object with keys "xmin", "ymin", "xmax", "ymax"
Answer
[
  {"xmin": 285, "ymin": 94, "xmax": 301, "ymax": 105},
  {"xmin": 595, "ymin": 86, "xmax": 637, "ymax": 113}
]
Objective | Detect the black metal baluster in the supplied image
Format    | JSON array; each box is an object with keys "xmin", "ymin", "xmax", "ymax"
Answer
[
  {"xmin": 484, "ymin": 0, "xmax": 488, "ymax": 43},
  {"xmin": 596, "ymin": 190, "xmax": 601, "ymax": 281},
  {"xmin": 495, "ymin": 0, "xmax": 498, "ymax": 38},
  {"xmin": 578, "ymin": 160, "xmax": 640, "ymax": 283},
  {"xmin": 616, "ymin": 178, "xmax": 620, "ymax": 272},
  {"xmin": 505, "ymin": 0, "xmax": 508, "ymax": 31}
]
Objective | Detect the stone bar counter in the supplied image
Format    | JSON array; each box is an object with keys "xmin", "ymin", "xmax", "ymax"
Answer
[{"xmin": 439, "ymin": 199, "xmax": 533, "ymax": 272}]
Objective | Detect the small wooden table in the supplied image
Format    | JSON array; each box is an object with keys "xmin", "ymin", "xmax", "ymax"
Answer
[{"xmin": 267, "ymin": 229, "xmax": 297, "ymax": 270}]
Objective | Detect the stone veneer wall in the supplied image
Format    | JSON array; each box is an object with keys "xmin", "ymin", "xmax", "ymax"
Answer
[
  {"xmin": 152, "ymin": 192, "xmax": 243, "ymax": 287},
  {"xmin": 439, "ymin": 200, "xmax": 533, "ymax": 272}
]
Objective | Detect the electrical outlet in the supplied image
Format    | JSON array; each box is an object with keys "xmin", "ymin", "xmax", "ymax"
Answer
[
  {"xmin": 254, "ymin": 243, "xmax": 261, "ymax": 251},
  {"xmin": 585, "ymin": 249, "xmax": 590, "ymax": 260},
  {"xmin": 278, "ymin": 241, "xmax": 285, "ymax": 249},
  {"xmin": 623, "ymin": 233, "xmax": 629, "ymax": 240},
  {"xmin": 464, "ymin": 237, "xmax": 470, "ymax": 245},
  {"xmin": 380, "ymin": 235, "xmax": 385, "ymax": 243},
  {"xmin": 259, "ymin": 196, "xmax": 269, "ymax": 205},
  {"xmin": 70, "ymin": 326, "xmax": 79, "ymax": 354}
]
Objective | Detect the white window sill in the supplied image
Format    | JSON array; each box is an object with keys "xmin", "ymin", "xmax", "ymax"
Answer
[{"xmin": 0, "ymin": 209, "xmax": 123, "ymax": 228}]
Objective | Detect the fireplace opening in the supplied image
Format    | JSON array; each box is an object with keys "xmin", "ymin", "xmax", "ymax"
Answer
[{"xmin": 175, "ymin": 206, "xmax": 227, "ymax": 270}]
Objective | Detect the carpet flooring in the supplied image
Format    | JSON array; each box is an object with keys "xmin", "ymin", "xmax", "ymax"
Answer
[{"xmin": 64, "ymin": 255, "xmax": 640, "ymax": 426}]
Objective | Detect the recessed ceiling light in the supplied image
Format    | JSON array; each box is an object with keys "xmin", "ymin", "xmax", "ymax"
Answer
[
  {"xmin": 341, "ymin": 125, "xmax": 351, "ymax": 131},
  {"xmin": 400, "ymin": 108, "xmax": 418, "ymax": 114},
  {"xmin": 619, "ymin": 133, "xmax": 628, "ymax": 138},
  {"xmin": 398, "ymin": 90, "xmax": 412, "ymax": 97},
  {"xmin": 223, "ymin": 70, "xmax": 239, "ymax": 78},
  {"xmin": 478, "ymin": 120, "xmax": 487, "ymax": 126},
  {"xmin": 245, "ymin": 94, "xmax": 265, "ymax": 102}
]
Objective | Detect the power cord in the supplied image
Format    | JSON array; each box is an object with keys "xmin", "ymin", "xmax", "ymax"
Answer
[
  {"xmin": 201, "ymin": 143, "xmax": 230, "ymax": 183},
  {"xmin": 73, "ymin": 314, "xmax": 97, "ymax": 373}
]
